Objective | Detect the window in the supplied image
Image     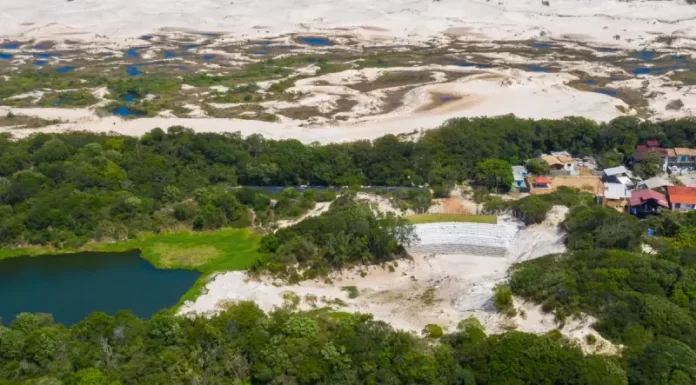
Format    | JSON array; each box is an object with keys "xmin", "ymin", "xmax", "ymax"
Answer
[{"xmin": 674, "ymin": 203, "xmax": 681, "ymax": 209}]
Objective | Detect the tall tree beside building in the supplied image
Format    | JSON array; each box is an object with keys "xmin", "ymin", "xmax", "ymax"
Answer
[{"xmin": 474, "ymin": 159, "xmax": 514, "ymax": 193}]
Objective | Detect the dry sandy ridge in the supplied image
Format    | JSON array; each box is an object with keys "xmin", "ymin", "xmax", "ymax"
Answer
[{"xmin": 2, "ymin": 0, "xmax": 696, "ymax": 49}]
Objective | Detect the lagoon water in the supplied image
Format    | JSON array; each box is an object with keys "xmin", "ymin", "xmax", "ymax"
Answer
[{"xmin": 0, "ymin": 251, "xmax": 199, "ymax": 325}]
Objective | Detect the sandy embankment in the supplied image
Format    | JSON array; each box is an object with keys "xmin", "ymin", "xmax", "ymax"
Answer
[{"xmin": 180, "ymin": 206, "xmax": 621, "ymax": 355}]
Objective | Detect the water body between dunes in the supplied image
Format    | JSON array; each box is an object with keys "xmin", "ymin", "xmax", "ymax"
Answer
[{"xmin": 0, "ymin": 251, "xmax": 199, "ymax": 325}]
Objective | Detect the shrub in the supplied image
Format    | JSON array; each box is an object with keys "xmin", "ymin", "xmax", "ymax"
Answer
[
  {"xmin": 341, "ymin": 286, "xmax": 359, "ymax": 299},
  {"xmin": 422, "ymin": 324, "xmax": 444, "ymax": 338}
]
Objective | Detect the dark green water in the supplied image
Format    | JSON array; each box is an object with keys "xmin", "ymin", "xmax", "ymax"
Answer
[{"xmin": 0, "ymin": 251, "xmax": 200, "ymax": 325}]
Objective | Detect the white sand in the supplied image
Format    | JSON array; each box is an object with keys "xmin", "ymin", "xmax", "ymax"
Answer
[
  {"xmin": 1, "ymin": 0, "xmax": 696, "ymax": 49},
  {"xmin": 0, "ymin": 67, "xmax": 625, "ymax": 143},
  {"xmin": 180, "ymin": 206, "xmax": 619, "ymax": 353}
]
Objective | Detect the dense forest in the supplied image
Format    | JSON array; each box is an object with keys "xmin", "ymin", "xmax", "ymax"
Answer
[
  {"xmin": 4, "ymin": 115, "xmax": 696, "ymax": 384},
  {"xmin": 2, "ymin": 115, "xmax": 696, "ymax": 248},
  {"xmin": 509, "ymin": 199, "xmax": 696, "ymax": 384},
  {"xmin": 256, "ymin": 194, "xmax": 416, "ymax": 280},
  {"xmin": 0, "ymin": 304, "xmax": 628, "ymax": 385}
]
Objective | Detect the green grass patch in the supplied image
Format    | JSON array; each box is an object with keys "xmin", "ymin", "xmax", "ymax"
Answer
[
  {"xmin": 0, "ymin": 228, "xmax": 264, "ymax": 273},
  {"xmin": 91, "ymin": 228, "xmax": 263, "ymax": 272},
  {"xmin": 407, "ymin": 213, "xmax": 497, "ymax": 224}
]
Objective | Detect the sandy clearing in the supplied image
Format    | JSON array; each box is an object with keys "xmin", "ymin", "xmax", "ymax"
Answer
[
  {"xmin": 180, "ymin": 206, "xmax": 619, "ymax": 354},
  {"xmin": 1, "ymin": 0, "xmax": 695, "ymax": 49}
]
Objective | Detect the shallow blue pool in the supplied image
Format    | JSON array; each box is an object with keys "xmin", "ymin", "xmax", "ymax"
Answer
[
  {"xmin": 203, "ymin": 55, "xmax": 214, "ymax": 61},
  {"xmin": 299, "ymin": 37, "xmax": 333, "ymax": 46},
  {"xmin": 126, "ymin": 65, "xmax": 144, "ymax": 76},
  {"xmin": 164, "ymin": 50, "xmax": 178, "ymax": 58},
  {"xmin": 528, "ymin": 65, "xmax": 548, "ymax": 72},
  {"xmin": 56, "ymin": 66, "xmax": 74, "ymax": 74},
  {"xmin": 113, "ymin": 106, "xmax": 143, "ymax": 117},
  {"xmin": 634, "ymin": 51, "xmax": 656, "ymax": 61},
  {"xmin": 34, "ymin": 52, "xmax": 61, "ymax": 59},
  {"xmin": 595, "ymin": 88, "xmax": 618, "ymax": 96},
  {"xmin": 1, "ymin": 43, "xmax": 20, "ymax": 49},
  {"xmin": 126, "ymin": 48, "xmax": 140, "ymax": 58},
  {"xmin": 0, "ymin": 52, "xmax": 12, "ymax": 60}
]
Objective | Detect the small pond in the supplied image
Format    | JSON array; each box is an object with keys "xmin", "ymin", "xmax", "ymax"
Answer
[
  {"xmin": 113, "ymin": 106, "xmax": 144, "ymax": 117},
  {"xmin": 126, "ymin": 65, "xmax": 144, "ymax": 76},
  {"xmin": 298, "ymin": 37, "xmax": 333, "ymax": 46},
  {"xmin": 0, "ymin": 251, "xmax": 199, "ymax": 325}
]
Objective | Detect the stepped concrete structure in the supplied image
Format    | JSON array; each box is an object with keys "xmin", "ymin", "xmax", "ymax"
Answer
[{"xmin": 408, "ymin": 220, "xmax": 520, "ymax": 257}]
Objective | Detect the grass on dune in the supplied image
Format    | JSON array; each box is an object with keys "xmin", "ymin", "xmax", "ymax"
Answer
[{"xmin": 407, "ymin": 213, "xmax": 498, "ymax": 225}]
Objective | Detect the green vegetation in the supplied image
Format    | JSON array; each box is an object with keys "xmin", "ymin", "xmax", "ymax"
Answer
[
  {"xmin": 93, "ymin": 228, "xmax": 263, "ymax": 271},
  {"xmin": 0, "ymin": 303, "xmax": 627, "ymax": 385},
  {"xmin": 484, "ymin": 186, "xmax": 594, "ymax": 224},
  {"xmin": 474, "ymin": 158, "xmax": 513, "ymax": 193},
  {"xmin": 422, "ymin": 323, "xmax": 444, "ymax": 338},
  {"xmin": 493, "ymin": 284, "xmax": 516, "ymax": 317},
  {"xmin": 508, "ymin": 194, "xmax": 696, "ymax": 384},
  {"xmin": 341, "ymin": 286, "xmax": 359, "ymax": 299},
  {"xmin": 255, "ymin": 194, "xmax": 415, "ymax": 280},
  {"xmin": 407, "ymin": 213, "xmax": 497, "ymax": 224},
  {"xmin": 38, "ymin": 91, "xmax": 97, "ymax": 107},
  {"xmin": 0, "ymin": 113, "xmax": 59, "ymax": 128},
  {"xmin": 1, "ymin": 114, "xmax": 696, "ymax": 249}
]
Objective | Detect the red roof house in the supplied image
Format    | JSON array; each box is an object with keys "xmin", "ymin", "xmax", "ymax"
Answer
[
  {"xmin": 647, "ymin": 140, "xmax": 660, "ymax": 148},
  {"xmin": 630, "ymin": 189, "xmax": 669, "ymax": 208},
  {"xmin": 666, "ymin": 186, "xmax": 696, "ymax": 211}
]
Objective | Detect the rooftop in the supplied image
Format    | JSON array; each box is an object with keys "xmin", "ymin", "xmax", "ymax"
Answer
[
  {"xmin": 603, "ymin": 165, "xmax": 629, "ymax": 176},
  {"xmin": 674, "ymin": 148, "xmax": 696, "ymax": 157},
  {"xmin": 533, "ymin": 176, "xmax": 552, "ymax": 184},
  {"xmin": 637, "ymin": 176, "xmax": 673, "ymax": 190},
  {"xmin": 667, "ymin": 186, "xmax": 696, "ymax": 205},
  {"xmin": 604, "ymin": 183, "xmax": 631, "ymax": 200},
  {"xmin": 630, "ymin": 189, "xmax": 669, "ymax": 207}
]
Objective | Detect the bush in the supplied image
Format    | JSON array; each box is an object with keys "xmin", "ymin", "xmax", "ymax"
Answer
[
  {"xmin": 173, "ymin": 201, "xmax": 198, "ymax": 221},
  {"xmin": 493, "ymin": 284, "xmax": 515, "ymax": 316},
  {"xmin": 422, "ymin": 324, "xmax": 444, "ymax": 338},
  {"xmin": 341, "ymin": 286, "xmax": 359, "ymax": 299},
  {"xmin": 586, "ymin": 334, "xmax": 597, "ymax": 345}
]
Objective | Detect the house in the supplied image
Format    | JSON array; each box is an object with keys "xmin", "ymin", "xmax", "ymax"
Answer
[
  {"xmin": 527, "ymin": 176, "xmax": 553, "ymax": 193},
  {"xmin": 635, "ymin": 176, "xmax": 673, "ymax": 192},
  {"xmin": 671, "ymin": 148, "xmax": 696, "ymax": 171},
  {"xmin": 600, "ymin": 183, "xmax": 631, "ymax": 211},
  {"xmin": 633, "ymin": 146, "xmax": 672, "ymax": 172},
  {"xmin": 629, "ymin": 189, "xmax": 669, "ymax": 217},
  {"xmin": 602, "ymin": 166, "xmax": 640, "ymax": 188},
  {"xmin": 666, "ymin": 186, "xmax": 696, "ymax": 212},
  {"xmin": 541, "ymin": 154, "xmax": 576, "ymax": 174},
  {"xmin": 511, "ymin": 165, "xmax": 530, "ymax": 193},
  {"xmin": 646, "ymin": 139, "xmax": 661, "ymax": 148}
]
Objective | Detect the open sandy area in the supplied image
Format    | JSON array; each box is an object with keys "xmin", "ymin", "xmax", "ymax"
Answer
[
  {"xmin": 180, "ymin": 205, "xmax": 620, "ymax": 354},
  {"xmin": 0, "ymin": 67, "xmax": 626, "ymax": 143},
  {"xmin": 2, "ymin": 0, "xmax": 696, "ymax": 49},
  {"xmin": 552, "ymin": 175, "xmax": 604, "ymax": 194}
]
